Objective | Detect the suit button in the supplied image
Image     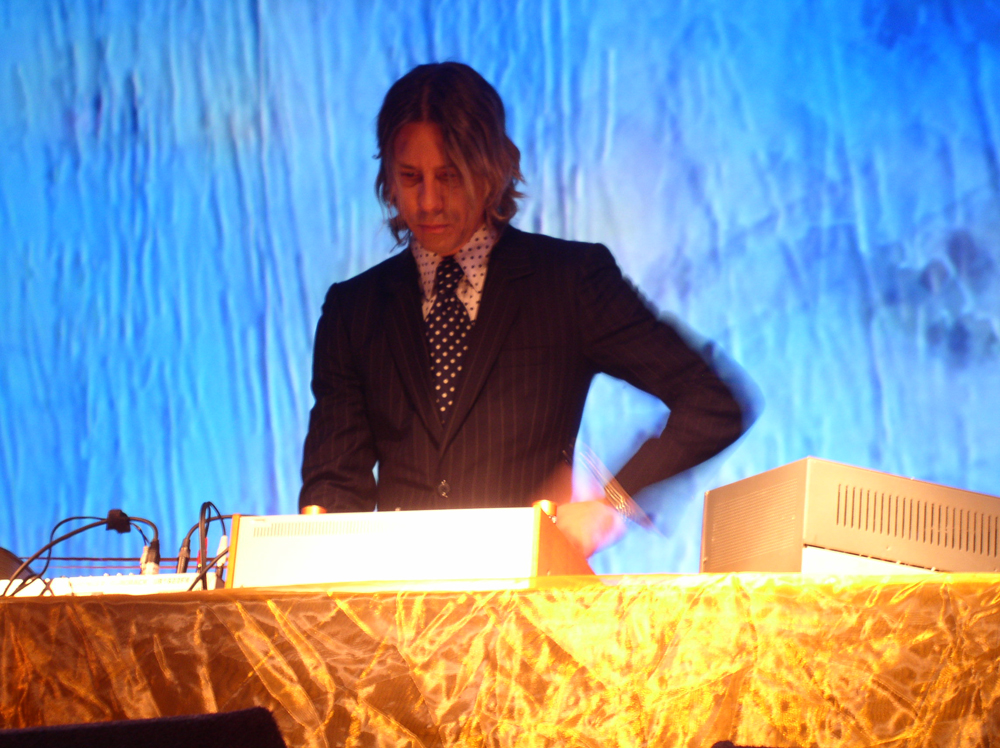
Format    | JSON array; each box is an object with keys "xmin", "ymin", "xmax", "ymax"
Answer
[{"xmin": 437, "ymin": 480, "xmax": 450, "ymax": 498}]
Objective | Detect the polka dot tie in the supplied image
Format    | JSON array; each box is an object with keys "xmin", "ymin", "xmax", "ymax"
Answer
[{"xmin": 426, "ymin": 257, "xmax": 473, "ymax": 422}]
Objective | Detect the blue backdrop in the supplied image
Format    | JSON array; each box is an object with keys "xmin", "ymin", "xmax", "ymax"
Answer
[{"xmin": 2, "ymin": 0, "xmax": 998, "ymax": 574}]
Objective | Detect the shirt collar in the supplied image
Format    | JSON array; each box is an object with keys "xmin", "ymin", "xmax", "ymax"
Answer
[{"xmin": 411, "ymin": 225, "xmax": 499, "ymax": 300}]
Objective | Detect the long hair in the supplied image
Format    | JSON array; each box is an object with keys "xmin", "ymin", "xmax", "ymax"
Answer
[{"xmin": 375, "ymin": 62, "xmax": 525, "ymax": 244}]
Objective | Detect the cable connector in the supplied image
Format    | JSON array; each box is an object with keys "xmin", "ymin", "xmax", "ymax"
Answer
[
  {"xmin": 140, "ymin": 538, "xmax": 160, "ymax": 575},
  {"xmin": 175, "ymin": 537, "xmax": 191, "ymax": 574}
]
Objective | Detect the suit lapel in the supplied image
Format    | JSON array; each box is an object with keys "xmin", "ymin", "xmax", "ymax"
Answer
[
  {"xmin": 440, "ymin": 227, "xmax": 533, "ymax": 453},
  {"xmin": 383, "ymin": 251, "xmax": 445, "ymax": 444}
]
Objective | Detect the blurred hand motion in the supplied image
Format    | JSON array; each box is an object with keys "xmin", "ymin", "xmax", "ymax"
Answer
[
  {"xmin": 555, "ymin": 500, "xmax": 626, "ymax": 558},
  {"xmin": 531, "ymin": 462, "xmax": 626, "ymax": 558}
]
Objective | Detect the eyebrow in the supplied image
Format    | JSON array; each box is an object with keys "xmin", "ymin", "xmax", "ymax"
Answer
[{"xmin": 395, "ymin": 161, "xmax": 458, "ymax": 172}]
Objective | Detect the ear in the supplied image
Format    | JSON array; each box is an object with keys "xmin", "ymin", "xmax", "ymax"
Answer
[{"xmin": 384, "ymin": 170, "xmax": 398, "ymax": 208}]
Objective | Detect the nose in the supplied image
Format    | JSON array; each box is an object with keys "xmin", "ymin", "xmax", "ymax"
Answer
[{"xmin": 418, "ymin": 177, "xmax": 444, "ymax": 214}]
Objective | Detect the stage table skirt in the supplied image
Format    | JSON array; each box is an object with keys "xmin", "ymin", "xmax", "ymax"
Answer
[{"xmin": 2, "ymin": 573, "xmax": 998, "ymax": 747}]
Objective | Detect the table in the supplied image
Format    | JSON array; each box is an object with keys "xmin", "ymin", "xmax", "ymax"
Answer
[{"xmin": 2, "ymin": 573, "xmax": 999, "ymax": 747}]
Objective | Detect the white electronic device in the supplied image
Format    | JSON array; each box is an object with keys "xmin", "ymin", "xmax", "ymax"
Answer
[
  {"xmin": 226, "ymin": 506, "xmax": 594, "ymax": 591},
  {"xmin": 701, "ymin": 457, "xmax": 1000, "ymax": 573},
  {"xmin": 8, "ymin": 572, "xmax": 219, "ymax": 597}
]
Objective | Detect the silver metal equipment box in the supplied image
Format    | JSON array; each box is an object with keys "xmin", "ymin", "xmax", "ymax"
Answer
[{"xmin": 701, "ymin": 457, "xmax": 1000, "ymax": 573}]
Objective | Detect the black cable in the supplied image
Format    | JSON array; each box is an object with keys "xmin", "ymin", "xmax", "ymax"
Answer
[
  {"xmin": 128, "ymin": 517, "xmax": 159, "ymax": 544},
  {"xmin": 3, "ymin": 512, "xmax": 161, "ymax": 597},
  {"xmin": 128, "ymin": 517, "xmax": 160, "ymax": 575},
  {"xmin": 132, "ymin": 523, "xmax": 151, "ymax": 546},
  {"xmin": 176, "ymin": 511, "xmax": 232, "ymax": 574},
  {"xmin": 207, "ymin": 502, "xmax": 228, "ymax": 536},
  {"xmin": 185, "ymin": 546, "xmax": 229, "ymax": 592},
  {"xmin": 207, "ymin": 503, "xmax": 228, "ymax": 586},
  {"xmin": 3, "ymin": 519, "xmax": 108, "ymax": 597},
  {"xmin": 31, "ymin": 515, "xmax": 104, "ymax": 584},
  {"xmin": 175, "ymin": 520, "xmax": 200, "ymax": 573},
  {"xmin": 198, "ymin": 502, "xmax": 209, "ymax": 583},
  {"xmin": 203, "ymin": 503, "xmax": 229, "ymax": 587}
]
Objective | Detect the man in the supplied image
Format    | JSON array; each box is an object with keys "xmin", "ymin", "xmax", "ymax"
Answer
[{"xmin": 299, "ymin": 62, "xmax": 753, "ymax": 557}]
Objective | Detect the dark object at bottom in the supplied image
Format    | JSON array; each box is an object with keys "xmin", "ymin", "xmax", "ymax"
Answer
[
  {"xmin": 711, "ymin": 742, "xmax": 784, "ymax": 748},
  {"xmin": 0, "ymin": 707, "xmax": 286, "ymax": 748}
]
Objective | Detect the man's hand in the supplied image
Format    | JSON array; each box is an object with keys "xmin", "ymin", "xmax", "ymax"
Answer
[
  {"xmin": 555, "ymin": 500, "xmax": 626, "ymax": 558},
  {"xmin": 528, "ymin": 462, "xmax": 627, "ymax": 558}
]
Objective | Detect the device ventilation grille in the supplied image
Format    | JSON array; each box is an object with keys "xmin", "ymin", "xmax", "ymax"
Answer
[
  {"xmin": 836, "ymin": 484, "xmax": 999, "ymax": 557},
  {"xmin": 252, "ymin": 518, "xmax": 379, "ymax": 538},
  {"xmin": 707, "ymin": 478, "xmax": 802, "ymax": 569}
]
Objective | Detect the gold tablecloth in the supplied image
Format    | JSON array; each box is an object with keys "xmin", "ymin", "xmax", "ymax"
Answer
[{"xmin": 2, "ymin": 573, "xmax": 999, "ymax": 747}]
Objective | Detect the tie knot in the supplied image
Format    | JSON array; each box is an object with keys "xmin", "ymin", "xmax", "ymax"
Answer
[{"xmin": 434, "ymin": 256, "xmax": 464, "ymax": 297}]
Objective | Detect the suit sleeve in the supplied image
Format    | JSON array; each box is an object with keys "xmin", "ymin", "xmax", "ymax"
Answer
[
  {"xmin": 299, "ymin": 284, "xmax": 378, "ymax": 512},
  {"xmin": 576, "ymin": 244, "xmax": 757, "ymax": 499}
]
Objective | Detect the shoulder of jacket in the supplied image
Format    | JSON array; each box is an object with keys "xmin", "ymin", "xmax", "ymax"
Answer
[
  {"xmin": 501, "ymin": 225, "xmax": 612, "ymax": 266},
  {"xmin": 323, "ymin": 250, "xmax": 413, "ymax": 301}
]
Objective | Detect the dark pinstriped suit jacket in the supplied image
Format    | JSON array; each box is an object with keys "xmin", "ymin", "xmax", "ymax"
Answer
[{"xmin": 299, "ymin": 226, "xmax": 748, "ymax": 513}]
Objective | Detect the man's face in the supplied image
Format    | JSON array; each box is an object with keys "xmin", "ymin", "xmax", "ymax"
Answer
[{"xmin": 391, "ymin": 121, "xmax": 486, "ymax": 256}]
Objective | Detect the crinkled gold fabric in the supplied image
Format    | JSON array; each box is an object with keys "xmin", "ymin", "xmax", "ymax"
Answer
[{"xmin": 2, "ymin": 573, "xmax": 999, "ymax": 747}]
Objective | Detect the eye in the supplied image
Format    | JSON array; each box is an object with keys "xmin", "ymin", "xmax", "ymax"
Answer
[
  {"xmin": 439, "ymin": 170, "xmax": 462, "ymax": 186},
  {"xmin": 397, "ymin": 170, "xmax": 420, "ymax": 185}
]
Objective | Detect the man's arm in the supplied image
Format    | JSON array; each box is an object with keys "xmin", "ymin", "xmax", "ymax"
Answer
[
  {"xmin": 299, "ymin": 284, "xmax": 379, "ymax": 513},
  {"xmin": 576, "ymin": 243, "xmax": 756, "ymax": 501},
  {"xmin": 527, "ymin": 241, "xmax": 754, "ymax": 557}
]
